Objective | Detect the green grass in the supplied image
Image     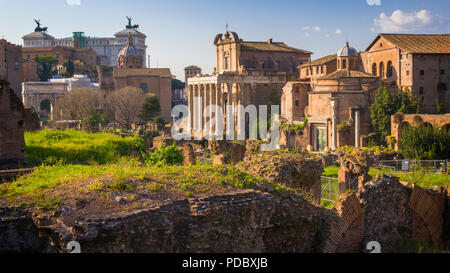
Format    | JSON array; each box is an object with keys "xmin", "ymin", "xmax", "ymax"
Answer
[
  {"xmin": 322, "ymin": 166, "xmax": 450, "ymax": 188},
  {"xmin": 0, "ymin": 163, "xmax": 295, "ymax": 210},
  {"xmin": 25, "ymin": 129, "xmax": 145, "ymax": 166}
]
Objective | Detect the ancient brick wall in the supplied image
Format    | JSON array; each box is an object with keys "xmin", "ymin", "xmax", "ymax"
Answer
[
  {"xmin": 0, "ymin": 80, "xmax": 26, "ymax": 169},
  {"xmin": 320, "ymin": 192, "xmax": 364, "ymax": 253},
  {"xmin": 0, "ymin": 190, "xmax": 330, "ymax": 253}
]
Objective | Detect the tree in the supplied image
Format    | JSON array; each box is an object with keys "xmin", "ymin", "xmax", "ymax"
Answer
[
  {"xmin": 171, "ymin": 79, "xmax": 185, "ymax": 90},
  {"xmin": 55, "ymin": 88, "xmax": 101, "ymax": 131},
  {"xmin": 370, "ymin": 85, "xmax": 396, "ymax": 140},
  {"xmin": 138, "ymin": 94, "xmax": 161, "ymax": 124},
  {"xmin": 400, "ymin": 125, "xmax": 450, "ymax": 160},
  {"xmin": 63, "ymin": 60, "xmax": 75, "ymax": 77},
  {"xmin": 35, "ymin": 56, "xmax": 58, "ymax": 81},
  {"xmin": 107, "ymin": 86, "xmax": 146, "ymax": 130},
  {"xmin": 370, "ymin": 85, "xmax": 420, "ymax": 144}
]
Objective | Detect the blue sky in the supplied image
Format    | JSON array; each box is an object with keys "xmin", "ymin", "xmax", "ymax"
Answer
[{"xmin": 0, "ymin": 0, "xmax": 449, "ymax": 80}]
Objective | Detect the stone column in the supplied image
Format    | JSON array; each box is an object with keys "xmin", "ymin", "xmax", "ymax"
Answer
[
  {"xmin": 355, "ymin": 110, "xmax": 361, "ymax": 148},
  {"xmin": 209, "ymin": 83, "xmax": 214, "ymax": 135},
  {"xmin": 188, "ymin": 85, "xmax": 192, "ymax": 135},
  {"xmin": 330, "ymin": 98, "xmax": 338, "ymax": 150},
  {"xmin": 194, "ymin": 84, "xmax": 201, "ymax": 138},
  {"xmin": 215, "ymin": 84, "xmax": 222, "ymax": 136}
]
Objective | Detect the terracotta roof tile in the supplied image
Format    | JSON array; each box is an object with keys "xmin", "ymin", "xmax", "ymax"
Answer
[
  {"xmin": 240, "ymin": 41, "xmax": 312, "ymax": 54},
  {"xmin": 368, "ymin": 34, "xmax": 450, "ymax": 54},
  {"xmin": 300, "ymin": 54, "xmax": 337, "ymax": 68}
]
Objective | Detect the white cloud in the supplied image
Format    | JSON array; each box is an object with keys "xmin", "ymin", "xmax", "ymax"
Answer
[
  {"xmin": 372, "ymin": 9, "xmax": 439, "ymax": 32},
  {"xmin": 303, "ymin": 32, "xmax": 310, "ymax": 37},
  {"xmin": 301, "ymin": 26, "xmax": 310, "ymax": 31},
  {"xmin": 325, "ymin": 34, "xmax": 331, "ymax": 38},
  {"xmin": 367, "ymin": 0, "xmax": 381, "ymax": 6},
  {"xmin": 313, "ymin": 26, "xmax": 321, "ymax": 32},
  {"xmin": 335, "ymin": 29, "xmax": 342, "ymax": 35},
  {"xmin": 67, "ymin": 0, "xmax": 81, "ymax": 5}
]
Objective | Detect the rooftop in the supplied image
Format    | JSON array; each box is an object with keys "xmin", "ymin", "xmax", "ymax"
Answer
[
  {"xmin": 240, "ymin": 41, "xmax": 312, "ymax": 54},
  {"xmin": 367, "ymin": 33, "xmax": 450, "ymax": 54},
  {"xmin": 300, "ymin": 54, "xmax": 337, "ymax": 68},
  {"xmin": 22, "ymin": 31, "xmax": 55, "ymax": 40},
  {"xmin": 318, "ymin": 69, "xmax": 378, "ymax": 80},
  {"xmin": 113, "ymin": 68, "xmax": 172, "ymax": 78}
]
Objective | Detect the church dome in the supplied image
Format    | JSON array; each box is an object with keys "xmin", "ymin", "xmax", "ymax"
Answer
[
  {"xmin": 118, "ymin": 34, "xmax": 141, "ymax": 58},
  {"xmin": 337, "ymin": 42, "xmax": 358, "ymax": 57},
  {"xmin": 117, "ymin": 33, "xmax": 143, "ymax": 68}
]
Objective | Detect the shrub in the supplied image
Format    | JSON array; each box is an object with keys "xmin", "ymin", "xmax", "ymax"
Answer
[
  {"xmin": 142, "ymin": 143, "xmax": 184, "ymax": 167},
  {"xmin": 399, "ymin": 125, "xmax": 450, "ymax": 160}
]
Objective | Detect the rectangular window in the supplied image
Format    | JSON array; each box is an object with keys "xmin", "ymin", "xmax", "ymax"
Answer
[
  {"xmin": 440, "ymin": 70, "xmax": 445, "ymax": 75},
  {"xmin": 406, "ymin": 71, "xmax": 410, "ymax": 76},
  {"xmin": 419, "ymin": 87, "xmax": 424, "ymax": 95},
  {"xmin": 420, "ymin": 70, "xmax": 424, "ymax": 76}
]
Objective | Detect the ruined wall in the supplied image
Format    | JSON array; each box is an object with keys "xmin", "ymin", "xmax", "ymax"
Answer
[
  {"xmin": 237, "ymin": 152, "xmax": 323, "ymax": 204},
  {"xmin": 392, "ymin": 113, "xmax": 450, "ymax": 149},
  {"xmin": 0, "ymin": 80, "xmax": 26, "ymax": 170},
  {"xmin": 279, "ymin": 129, "xmax": 308, "ymax": 150},
  {"xmin": 210, "ymin": 140, "xmax": 246, "ymax": 165},
  {"xmin": 0, "ymin": 190, "xmax": 330, "ymax": 253}
]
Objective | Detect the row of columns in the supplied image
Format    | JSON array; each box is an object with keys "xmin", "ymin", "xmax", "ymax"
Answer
[{"xmin": 186, "ymin": 82, "xmax": 247, "ymax": 139}]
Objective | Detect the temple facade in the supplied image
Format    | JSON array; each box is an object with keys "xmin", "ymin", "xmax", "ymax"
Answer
[{"xmin": 186, "ymin": 31, "xmax": 312, "ymax": 137}]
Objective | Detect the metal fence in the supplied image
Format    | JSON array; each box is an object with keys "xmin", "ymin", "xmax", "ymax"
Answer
[
  {"xmin": 321, "ymin": 176, "xmax": 339, "ymax": 203},
  {"xmin": 377, "ymin": 160, "xmax": 448, "ymax": 174},
  {"xmin": 321, "ymin": 176, "xmax": 359, "ymax": 203}
]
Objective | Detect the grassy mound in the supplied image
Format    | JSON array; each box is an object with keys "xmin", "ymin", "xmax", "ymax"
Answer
[
  {"xmin": 25, "ymin": 129, "xmax": 145, "ymax": 166},
  {"xmin": 0, "ymin": 163, "xmax": 295, "ymax": 212}
]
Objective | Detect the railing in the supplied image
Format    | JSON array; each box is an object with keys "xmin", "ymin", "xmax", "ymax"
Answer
[
  {"xmin": 321, "ymin": 176, "xmax": 339, "ymax": 203},
  {"xmin": 321, "ymin": 175, "xmax": 359, "ymax": 204},
  {"xmin": 377, "ymin": 160, "xmax": 448, "ymax": 174}
]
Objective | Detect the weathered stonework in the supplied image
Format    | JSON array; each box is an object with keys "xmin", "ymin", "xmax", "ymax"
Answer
[
  {"xmin": 359, "ymin": 175, "xmax": 413, "ymax": 253},
  {"xmin": 182, "ymin": 143, "xmax": 196, "ymax": 166},
  {"xmin": 210, "ymin": 140, "xmax": 246, "ymax": 165},
  {"xmin": 338, "ymin": 149, "xmax": 372, "ymax": 194},
  {"xmin": 0, "ymin": 80, "xmax": 26, "ymax": 170},
  {"xmin": 236, "ymin": 152, "xmax": 323, "ymax": 204},
  {"xmin": 0, "ymin": 190, "xmax": 330, "ymax": 253}
]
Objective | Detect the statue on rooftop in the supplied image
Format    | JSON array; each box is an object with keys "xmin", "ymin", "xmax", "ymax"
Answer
[
  {"xmin": 126, "ymin": 16, "xmax": 139, "ymax": 30},
  {"xmin": 34, "ymin": 19, "xmax": 48, "ymax": 32}
]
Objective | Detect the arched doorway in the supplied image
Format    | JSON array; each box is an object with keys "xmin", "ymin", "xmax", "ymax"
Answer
[{"xmin": 40, "ymin": 99, "xmax": 51, "ymax": 118}]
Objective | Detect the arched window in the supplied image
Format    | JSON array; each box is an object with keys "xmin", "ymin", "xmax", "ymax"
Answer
[
  {"xmin": 372, "ymin": 63, "xmax": 377, "ymax": 75},
  {"xmin": 342, "ymin": 59, "xmax": 347, "ymax": 69},
  {"xmin": 387, "ymin": 61, "xmax": 393, "ymax": 77},
  {"xmin": 379, "ymin": 62, "xmax": 385, "ymax": 78}
]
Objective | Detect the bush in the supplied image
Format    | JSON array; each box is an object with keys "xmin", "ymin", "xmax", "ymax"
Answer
[
  {"xmin": 142, "ymin": 143, "xmax": 184, "ymax": 167},
  {"xmin": 399, "ymin": 126, "xmax": 450, "ymax": 160}
]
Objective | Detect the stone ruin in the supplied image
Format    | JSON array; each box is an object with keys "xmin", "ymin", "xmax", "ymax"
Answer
[
  {"xmin": 209, "ymin": 140, "xmax": 246, "ymax": 165},
  {"xmin": 182, "ymin": 143, "xmax": 196, "ymax": 166},
  {"xmin": 0, "ymin": 80, "xmax": 26, "ymax": 170},
  {"xmin": 236, "ymin": 151, "xmax": 323, "ymax": 204},
  {"xmin": 338, "ymin": 149, "xmax": 372, "ymax": 194}
]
